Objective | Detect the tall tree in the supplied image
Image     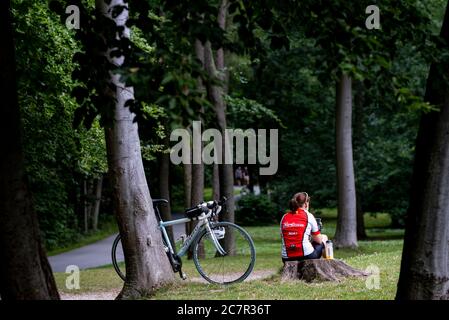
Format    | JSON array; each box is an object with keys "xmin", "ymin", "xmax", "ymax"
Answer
[
  {"xmin": 158, "ymin": 136, "xmax": 174, "ymax": 244},
  {"xmin": 212, "ymin": 164, "xmax": 221, "ymax": 200},
  {"xmin": 333, "ymin": 74, "xmax": 358, "ymax": 248},
  {"xmin": 184, "ymin": 163, "xmax": 192, "ymax": 209},
  {"xmin": 96, "ymin": 0, "xmax": 174, "ymax": 299},
  {"xmin": 191, "ymin": 40, "xmax": 206, "ymax": 211},
  {"xmin": 91, "ymin": 176, "xmax": 103, "ymax": 232},
  {"xmin": 353, "ymin": 80, "xmax": 367, "ymax": 240},
  {"xmin": 396, "ymin": 1, "xmax": 449, "ymax": 300},
  {"xmin": 0, "ymin": 0, "xmax": 59, "ymax": 300},
  {"xmin": 204, "ymin": 0, "xmax": 236, "ymax": 253},
  {"xmin": 294, "ymin": 0, "xmax": 432, "ymax": 248}
]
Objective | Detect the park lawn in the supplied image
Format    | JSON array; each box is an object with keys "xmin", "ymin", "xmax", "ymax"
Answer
[
  {"xmin": 54, "ymin": 209, "xmax": 404, "ymax": 299},
  {"xmin": 203, "ymin": 186, "xmax": 242, "ymax": 201}
]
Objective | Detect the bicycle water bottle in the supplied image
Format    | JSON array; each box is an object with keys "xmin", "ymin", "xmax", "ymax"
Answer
[{"xmin": 325, "ymin": 240, "xmax": 334, "ymax": 260}]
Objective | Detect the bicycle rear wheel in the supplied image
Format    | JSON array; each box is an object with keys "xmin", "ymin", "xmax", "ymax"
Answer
[
  {"xmin": 112, "ymin": 233, "xmax": 176, "ymax": 281},
  {"xmin": 111, "ymin": 234, "xmax": 126, "ymax": 281},
  {"xmin": 192, "ymin": 222, "xmax": 256, "ymax": 285}
]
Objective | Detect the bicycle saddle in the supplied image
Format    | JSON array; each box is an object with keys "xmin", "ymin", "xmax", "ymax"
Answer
[{"xmin": 152, "ymin": 199, "xmax": 168, "ymax": 207}]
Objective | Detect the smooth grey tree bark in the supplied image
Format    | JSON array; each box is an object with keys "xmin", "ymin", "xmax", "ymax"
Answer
[
  {"xmin": 91, "ymin": 176, "xmax": 103, "ymax": 232},
  {"xmin": 183, "ymin": 124, "xmax": 193, "ymax": 211},
  {"xmin": 396, "ymin": 2, "xmax": 449, "ymax": 300},
  {"xmin": 333, "ymin": 74, "xmax": 358, "ymax": 249},
  {"xmin": 353, "ymin": 80, "xmax": 367, "ymax": 240},
  {"xmin": 212, "ymin": 163, "xmax": 220, "ymax": 200},
  {"xmin": 158, "ymin": 136, "xmax": 174, "ymax": 244},
  {"xmin": 186, "ymin": 39, "xmax": 206, "ymax": 259},
  {"xmin": 184, "ymin": 163, "xmax": 192, "ymax": 209},
  {"xmin": 191, "ymin": 39, "xmax": 205, "ymax": 210},
  {"xmin": 203, "ymin": 0, "xmax": 235, "ymax": 254},
  {"xmin": 0, "ymin": 0, "xmax": 59, "ymax": 300},
  {"xmin": 96, "ymin": 0, "xmax": 174, "ymax": 299},
  {"xmin": 83, "ymin": 179, "xmax": 91, "ymax": 233}
]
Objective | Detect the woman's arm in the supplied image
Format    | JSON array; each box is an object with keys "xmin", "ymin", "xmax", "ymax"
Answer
[{"xmin": 312, "ymin": 234, "xmax": 328, "ymax": 244}]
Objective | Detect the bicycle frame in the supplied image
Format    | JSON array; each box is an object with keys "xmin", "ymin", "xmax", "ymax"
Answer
[
  {"xmin": 159, "ymin": 208, "xmax": 226, "ymax": 259},
  {"xmin": 112, "ymin": 199, "xmax": 255, "ymax": 284}
]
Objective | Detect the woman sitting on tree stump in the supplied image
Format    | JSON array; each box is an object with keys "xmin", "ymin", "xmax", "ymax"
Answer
[{"xmin": 280, "ymin": 192, "xmax": 328, "ymax": 262}]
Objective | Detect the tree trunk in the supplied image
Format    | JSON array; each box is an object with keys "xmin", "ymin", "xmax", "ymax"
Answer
[
  {"xmin": 184, "ymin": 161, "xmax": 193, "ymax": 250},
  {"xmin": 190, "ymin": 40, "xmax": 205, "ymax": 211},
  {"xmin": 189, "ymin": 157, "xmax": 204, "ymax": 259},
  {"xmin": 86, "ymin": 179, "xmax": 94, "ymax": 230},
  {"xmin": 203, "ymin": 1, "xmax": 235, "ymax": 254},
  {"xmin": 97, "ymin": 0, "xmax": 174, "ymax": 299},
  {"xmin": 353, "ymin": 81, "xmax": 367, "ymax": 240},
  {"xmin": 334, "ymin": 74, "xmax": 358, "ymax": 249},
  {"xmin": 184, "ymin": 163, "xmax": 192, "ymax": 209},
  {"xmin": 281, "ymin": 259, "xmax": 368, "ymax": 283},
  {"xmin": 216, "ymin": 0, "xmax": 230, "ymax": 89},
  {"xmin": 396, "ymin": 3, "xmax": 449, "ymax": 300},
  {"xmin": 91, "ymin": 176, "xmax": 103, "ymax": 232},
  {"xmin": 212, "ymin": 163, "xmax": 220, "ymax": 200},
  {"xmin": 69, "ymin": 172, "xmax": 83, "ymax": 232},
  {"xmin": 187, "ymin": 40, "xmax": 206, "ymax": 259},
  {"xmin": 0, "ymin": 0, "xmax": 59, "ymax": 300},
  {"xmin": 158, "ymin": 137, "xmax": 174, "ymax": 244},
  {"xmin": 83, "ymin": 179, "xmax": 89, "ymax": 233}
]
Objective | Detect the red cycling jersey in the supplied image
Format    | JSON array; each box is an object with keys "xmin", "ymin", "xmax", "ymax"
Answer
[{"xmin": 280, "ymin": 208, "xmax": 320, "ymax": 259}]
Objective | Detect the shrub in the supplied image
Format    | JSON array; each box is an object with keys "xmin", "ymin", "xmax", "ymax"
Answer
[{"xmin": 235, "ymin": 194, "xmax": 279, "ymax": 226}]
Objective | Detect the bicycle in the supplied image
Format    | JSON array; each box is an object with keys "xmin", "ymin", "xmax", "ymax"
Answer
[{"xmin": 111, "ymin": 197, "xmax": 256, "ymax": 285}]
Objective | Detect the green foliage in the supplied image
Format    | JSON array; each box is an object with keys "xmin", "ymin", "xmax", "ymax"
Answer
[
  {"xmin": 140, "ymin": 103, "xmax": 168, "ymax": 161},
  {"xmin": 13, "ymin": 0, "xmax": 108, "ymax": 249},
  {"xmin": 79, "ymin": 120, "xmax": 107, "ymax": 176},
  {"xmin": 235, "ymin": 194, "xmax": 279, "ymax": 226},
  {"xmin": 13, "ymin": 0, "xmax": 447, "ymax": 249},
  {"xmin": 237, "ymin": 39, "xmax": 337, "ymax": 208},
  {"xmin": 232, "ymin": 0, "xmax": 440, "ymax": 226},
  {"xmin": 226, "ymin": 95, "xmax": 284, "ymax": 129},
  {"xmin": 295, "ymin": 1, "xmax": 432, "ymax": 79}
]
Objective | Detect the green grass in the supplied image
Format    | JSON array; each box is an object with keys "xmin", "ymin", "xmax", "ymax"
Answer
[
  {"xmin": 48, "ymin": 219, "xmax": 118, "ymax": 256},
  {"xmin": 151, "ymin": 241, "xmax": 402, "ymax": 300},
  {"xmin": 54, "ymin": 210, "xmax": 404, "ymax": 299},
  {"xmin": 203, "ymin": 187, "xmax": 241, "ymax": 201}
]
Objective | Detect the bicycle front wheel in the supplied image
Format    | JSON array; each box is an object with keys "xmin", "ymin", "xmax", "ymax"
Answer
[{"xmin": 193, "ymin": 222, "xmax": 256, "ymax": 285}]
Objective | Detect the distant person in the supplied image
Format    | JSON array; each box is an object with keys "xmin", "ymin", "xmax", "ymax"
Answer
[
  {"xmin": 234, "ymin": 166, "xmax": 242, "ymax": 186},
  {"xmin": 280, "ymin": 192, "xmax": 328, "ymax": 262},
  {"xmin": 242, "ymin": 166, "xmax": 250, "ymax": 186}
]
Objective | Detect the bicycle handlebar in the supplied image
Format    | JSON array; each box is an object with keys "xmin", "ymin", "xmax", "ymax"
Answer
[
  {"xmin": 218, "ymin": 196, "xmax": 228, "ymax": 206},
  {"xmin": 184, "ymin": 205, "xmax": 208, "ymax": 217},
  {"xmin": 185, "ymin": 196, "xmax": 228, "ymax": 219}
]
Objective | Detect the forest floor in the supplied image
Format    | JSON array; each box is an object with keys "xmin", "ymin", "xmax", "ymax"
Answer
[{"xmin": 54, "ymin": 209, "xmax": 404, "ymax": 300}]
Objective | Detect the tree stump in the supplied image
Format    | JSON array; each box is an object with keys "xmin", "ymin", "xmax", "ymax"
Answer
[{"xmin": 281, "ymin": 259, "xmax": 369, "ymax": 283}]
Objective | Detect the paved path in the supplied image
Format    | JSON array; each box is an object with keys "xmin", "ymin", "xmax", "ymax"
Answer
[{"xmin": 49, "ymin": 216, "xmax": 185, "ymax": 272}]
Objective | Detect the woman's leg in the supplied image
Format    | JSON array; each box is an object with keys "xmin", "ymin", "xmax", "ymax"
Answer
[{"xmin": 304, "ymin": 243, "xmax": 325, "ymax": 260}]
